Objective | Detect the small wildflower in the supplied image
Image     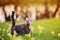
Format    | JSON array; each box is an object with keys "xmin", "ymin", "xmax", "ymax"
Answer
[
  {"xmin": 58, "ymin": 33, "xmax": 60, "ymax": 36},
  {"xmin": 38, "ymin": 25, "xmax": 44, "ymax": 30},
  {"xmin": 51, "ymin": 31, "xmax": 54, "ymax": 34}
]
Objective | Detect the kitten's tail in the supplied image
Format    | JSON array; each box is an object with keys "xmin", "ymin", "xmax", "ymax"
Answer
[{"xmin": 11, "ymin": 11, "xmax": 15, "ymax": 27}]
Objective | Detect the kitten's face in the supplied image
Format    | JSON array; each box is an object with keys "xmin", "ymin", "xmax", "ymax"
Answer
[{"xmin": 26, "ymin": 18, "xmax": 33, "ymax": 25}]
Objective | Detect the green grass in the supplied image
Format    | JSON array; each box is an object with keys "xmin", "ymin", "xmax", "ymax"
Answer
[{"xmin": 0, "ymin": 18, "xmax": 60, "ymax": 40}]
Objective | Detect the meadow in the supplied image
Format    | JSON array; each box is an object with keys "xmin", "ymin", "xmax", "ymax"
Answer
[{"xmin": 0, "ymin": 18, "xmax": 60, "ymax": 40}]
